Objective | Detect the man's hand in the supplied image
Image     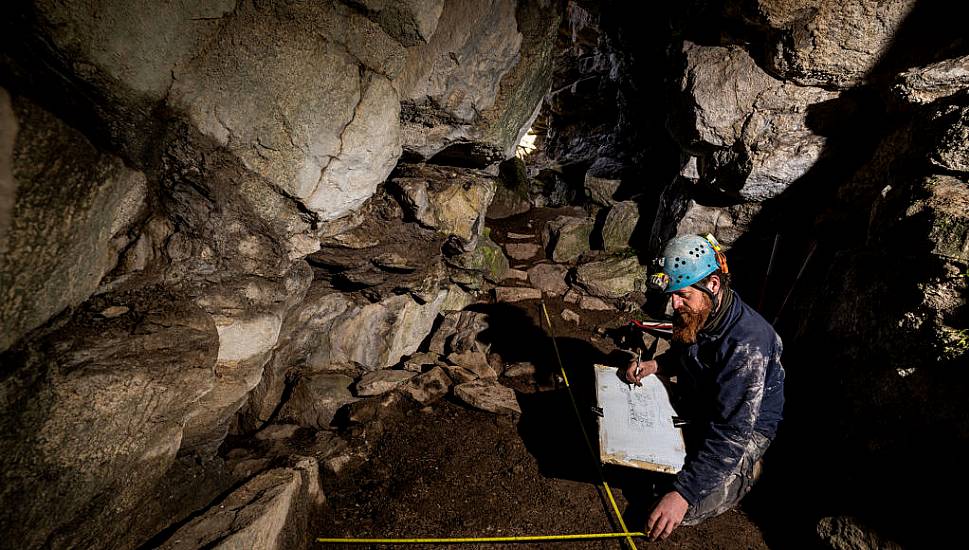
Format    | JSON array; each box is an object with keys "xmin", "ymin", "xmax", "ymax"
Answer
[
  {"xmin": 647, "ymin": 490, "xmax": 689, "ymax": 540},
  {"xmin": 624, "ymin": 358, "xmax": 657, "ymax": 386}
]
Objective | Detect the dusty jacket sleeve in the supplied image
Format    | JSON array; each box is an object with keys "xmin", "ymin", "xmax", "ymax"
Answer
[{"xmin": 672, "ymin": 340, "xmax": 768, "ymax": 506}]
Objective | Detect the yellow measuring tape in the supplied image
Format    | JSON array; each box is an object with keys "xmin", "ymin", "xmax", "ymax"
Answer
[
  {"xmin": 317, "ymin": 299, "xmax": 643, "ymax": 548},
  {"xmin": 317, "ymin": 532, "xmax": 645, "ymax": 544}
]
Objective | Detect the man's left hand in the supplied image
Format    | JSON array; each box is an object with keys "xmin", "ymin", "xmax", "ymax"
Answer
[{"xmin": 647, "ymin": 490, "xmax": 689, "ymax": 540}]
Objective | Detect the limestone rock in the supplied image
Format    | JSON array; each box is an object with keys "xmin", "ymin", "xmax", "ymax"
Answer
[
  {"xmin": 353, "ymin": 0, "xmax": 445, "ymax": 46},
  {"xmin": 158, "ymin": 459, "xmax": 323, "ymax": 550},
  {"xmin": 503, "ymin": 362, "xmax": 536, "ymax": 378},
  {"xmin": 495, "ymin": 287, "xmax": 543, "ymax": 302},
  {"xmin": 397, "ymin": 0, "xmax": 560, "ymax": 160},
  {"xmin": 817, "ymin": 515, "xmax": 903, "ymax": 550},
  {"xmin": 317, "ymin": 290, "xmax": 452, "ymax": 371},
  {"xmin": 254, "ymin": 425, "xmax": 301, "ymax": 442},
  {"xmin": 182, "ymin": 263, "xmax": 313, "ymax": 453},
  {"xmin": 505, "ymin": 243, "xmax": 541, "ymax": 260},
  {"xmin": 903, "ymin": 175, "xmax": 969, "ymax": 263},
  {"xmin": 527, "ymin": 263, "xmax": 570, "ymax": 296},
  {"xmin": 675, "ymin": 201, "xmax": 763, "ymax": 248},
  {"xmin": 443, "ymin": 365, "xmax": 478, "ymax": 384},
  {"xmin": 356, "ymin": 370, "xmax": 418, "ymax": 397},
  {"xmin": 445, "ymin": 233, "xmax": 509, "ymax": 284},
  {"xmin": 488, "ymin": 157, "xmax": 533, "ymax": 219},
  {"xmin": 171, "ymin": 11, "xmax": 402, "ymax": 222},
  {"xmin": 447, "ymin": 350, "xmax": 498, "ymax": 380},
  {"xmin": 674, "ymin": 43, "xmax": 837, "ymax": 201},
  {"xmin": 502, "ymin": 268, "xmax": 529, "ymax": 282},
  {"xmin": 542, "ymin": 216, "xmax": 594, "ymax": 263},
  {"xmin": 729, "ymin": 0, "xmax": 917, "ymax": 89},
  {"xmin": 0, "ymin": 288, "xmax": 218, "ymax": 549},
  {"xmin": 574, "ymin": 257, "xmax": 647, "ymax": 299},
  {"xmin": 601, "ymin": 201, "xmax": 639, "ymax": 251},
  {"xmin": 0, "ymin": 94, "xmax": 146, "ymax": 352},
  {"xmin": 579, "ymin": 295, "xmax": 614, "ymax": 311},
  {"xmin": 930, "ymin": 106, "xmax": 969, "ymax": 173},
  {"xmin": 278, "ymin": 373, "xmax": 357, "ymax": 429},
  {"xmin": 428, "ymin": 310, "xmax": 489, "ymax": 355},
  {"xmin": 561, "ymin": 309, "xmax": 580, "ymax": 324},
  {"xmin": 893, "ymin": 54, "xmax": 969, "ymax": 106},
  {"xmin": 391, "ymin": 164, "xmax": 497, "ymax": 249},
  {"xmin": 585, "ymin": 173, "xmax": 621, "ymax": 206},
  {"xmin": 454, "ymin": 380, "xmax": 521, "ymax": 415},
  {"xmin": 400, "ymin": 366, "xmax": 452, "ymax": 404}
]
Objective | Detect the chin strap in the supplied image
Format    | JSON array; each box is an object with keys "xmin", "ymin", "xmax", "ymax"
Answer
[{"xmin": 690, "ymin": 282, "xmax": 720, "ymax": 317}]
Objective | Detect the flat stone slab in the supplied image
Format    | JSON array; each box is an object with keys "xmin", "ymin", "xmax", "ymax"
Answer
[
  {"xmin": 503, "ymin": 362, "xmax": 536, "ymax": 378},
  {"xmin": 504, "ymin": 242, "xmax": 541, "ymax": 260},
  {"xmin": 527, "ymin": 263, "xmax": 569, "ymax": 296},
  {"xmin": 356, "ymin": 369, "xmax": 418, "ymax": 396},
  {"xmin": 561, "ymin": 308, "xmax": 580, "ymax": 324},
  {"xmin": 447, "ymin": 350, "xmax": 497, "ymax": 380},
  {"xmin": 494, "ymin": 287, "xmax": 542, "ymax": 302},
  {"xmin": 506, "ymin": 232, "xmax": 535, "ymax": 240},
  {"xmin": 502, "ymin": 268, "xmax": 528, "ymax": 282},
  {"xmin": 454, "ymin": 380, "xmax": 521, "ymax": 415}
]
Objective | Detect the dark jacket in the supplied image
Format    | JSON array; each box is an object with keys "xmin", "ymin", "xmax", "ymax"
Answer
[{"xmin": 662, "ymin": 290, "xmax": 785, "ymax": 506}]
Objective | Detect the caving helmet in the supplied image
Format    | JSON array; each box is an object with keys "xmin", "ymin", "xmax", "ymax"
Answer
[{"xmin": 648, "ymin": 233, "xmax": 728, "ymax": 293}]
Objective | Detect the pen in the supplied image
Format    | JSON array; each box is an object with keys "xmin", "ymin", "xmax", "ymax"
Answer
[{"xmin": 634, "ymin": 349, "xmax": 641, "ymax": 378}]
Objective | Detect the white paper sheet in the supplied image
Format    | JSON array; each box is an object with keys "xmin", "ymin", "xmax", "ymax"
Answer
[{"xmin": 594, "ymin": 364, "xmax": 686, "ymax": 474}]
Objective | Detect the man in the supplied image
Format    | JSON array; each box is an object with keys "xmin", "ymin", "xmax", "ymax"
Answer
[{"xmin": 625, "ymin": 234, "xmax": 785, "ymax": 540}]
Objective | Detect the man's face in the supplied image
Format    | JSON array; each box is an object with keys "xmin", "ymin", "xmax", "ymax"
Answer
[{"xmin": 670, "ymin": 285, "xmax": 713, "ymax": 344}]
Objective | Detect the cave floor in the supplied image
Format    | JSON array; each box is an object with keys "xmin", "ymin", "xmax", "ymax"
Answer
[{"xmin": 315, "ymin": 209, "xmax": 773, "ymax": 549}]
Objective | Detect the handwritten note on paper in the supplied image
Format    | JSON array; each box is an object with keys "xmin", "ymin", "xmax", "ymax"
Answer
[{"xmin": 594, "ymin": 364, "xmax": 686, "ymax": 474}]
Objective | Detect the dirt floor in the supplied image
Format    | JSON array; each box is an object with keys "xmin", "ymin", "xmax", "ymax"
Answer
[{"xmin": 315, "ymin": 209, "xmax": 782, "ymax": 549}]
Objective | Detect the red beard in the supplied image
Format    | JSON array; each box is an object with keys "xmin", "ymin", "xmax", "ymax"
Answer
[{"xmin": 672, "ymin": 299, "xmax": 712, "ymax": 345}]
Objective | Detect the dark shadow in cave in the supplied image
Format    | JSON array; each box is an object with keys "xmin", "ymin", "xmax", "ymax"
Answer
[{"xmin": 467, "ymin": 301, "xmax": 633, "ymax": 485}]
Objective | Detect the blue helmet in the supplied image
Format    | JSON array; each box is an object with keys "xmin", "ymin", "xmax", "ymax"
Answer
[{"xmin": 649, "ymin": 234, "xmax": 727, "ymax": 293}]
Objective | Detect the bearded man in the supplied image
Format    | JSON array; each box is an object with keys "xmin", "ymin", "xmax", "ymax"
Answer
[{"xmin": 625, "ymin": 234, "xmax": 786, "ymax": 540}]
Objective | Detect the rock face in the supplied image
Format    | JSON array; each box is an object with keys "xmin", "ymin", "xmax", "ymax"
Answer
[
  {"xmin": 158, "ymin": 458, "xmax": 323, "ymax": 550},
  {"xmin": 728, "ymin": 0, "xmax": 917, "ymax": 89},
  {"xmin": 672, "ymin": 42, "xmax": 837, "ymax": 202},
  {"xmin": 0, "ymin": 94, "xmax": 146, "ymax": 352},
  {"xmin": 397, "ymin": 0, "xmax": 561, "ymax": 161},
  {"xmin": 0, "ymin": 288, "xmax": 219, "ymax": 550}
]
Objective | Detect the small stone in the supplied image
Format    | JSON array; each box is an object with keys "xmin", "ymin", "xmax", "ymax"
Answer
[
  {"xmin": 505, "ymin": 243, "xmax": 541, "ymax": 260},
  {"xmin": 561, "ymin": 309, "xmax": 580, "ymax": 324},
  {"xmin": 527, "ymin": 263, "xmax": 569, "ymax": 296},
  {"xmin": 454, "ymin": 380, "xmax": 521, "ymax": 415},
  {"xmin": 100, "ymin": 305, "xmax": 129, "ymax": 318},
  {"xmin": 563, "ymin": 289, "xmax": 580, "ymax": 303},
  {"xmin": 356, "ymin": 370, "xmax": 418, "ymax": 397},
  {"xmin": 443, "ymin": 365, "xmax": 478, "ymax": 384},
  {"xmin": 503, "ymin": 362, "xmax": 536, "ymax": 378},
  {"xmin": 502, "ymin": 268, "xmax": 528, "ymax": 282},
  {"xmin": 400, "ymin": 366, "xmax": 452, "ymax": 404},
  {"xmin": 507, "ymin": 232, "xmax": 535, "ymax": 240},
  {"xmin": 579, "ymin": 295, "xmax": 613, "ymax": 310},
  {"xmin": 494, "ymin": 287, "xmax": 542, "ymax": 302}
]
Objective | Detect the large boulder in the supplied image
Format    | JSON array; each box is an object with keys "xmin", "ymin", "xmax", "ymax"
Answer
[
  {"xmin": 543, "ymin": 215, "xmax": 594, "ymax": 263},
  {"xmin": 600, "ymin": 201, "xmax": 639, "ymax": 251},
  {"xmin": 672, "ymin": 43, "xmax": 837, "ymax": 202},
  {"xmin": 169, "ymin": 3, "xmax": 402, "ymax": 222},
  {"xmin": 0, "ymin": 287, "xmax": 219, "ymax": 550},
  {"xmin": 158, "ymin": 458, "xmax": 323, "ymax": 550},
  {"xmin": 390, "ymin": 164, "xmax": 496, "ymax": 250},
  {"xmin": 727, "ymin": 0, "xmax": 917, "ymax": 89},
  {"xmin": 675, "ymin": 201, "xmax": 763, "ymax": 248},
  {"xmin": 396, "ymin": 0, "xmax": 561, "ymax": 161},
  {"xmin": 574, "ymin": 256, "xmax": 648, "ymax": 299},
  {"xmin": 278, "ymin": 372, "xmax": 357, "ymax": 430},
  {"xmin": 0, "ymin": 93, "xmax": 146, "ymax": 352}
]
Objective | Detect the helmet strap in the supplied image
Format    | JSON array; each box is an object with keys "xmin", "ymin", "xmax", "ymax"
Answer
[{"xmin": 690, "ymin": 282, "xmax": 719, "ymax": 317}]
